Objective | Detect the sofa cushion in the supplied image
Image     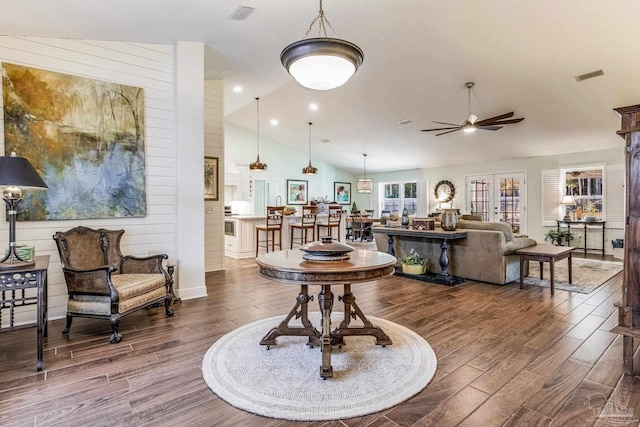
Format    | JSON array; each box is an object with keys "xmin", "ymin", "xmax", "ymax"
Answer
[{"xmin": 457, "ymin": 219, "xmax": 514, "ymax": 242}]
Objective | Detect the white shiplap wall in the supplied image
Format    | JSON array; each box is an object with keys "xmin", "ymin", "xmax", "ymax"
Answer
[
  {"xmin": 0, "ymin": 36, "xmax": 177, "ymax": 326},
  {"xmin": 204, "ymin": 80, "xmax": 224, "ymax": 271}
]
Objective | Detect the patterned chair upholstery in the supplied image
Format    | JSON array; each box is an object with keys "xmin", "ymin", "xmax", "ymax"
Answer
[{"xmin": 53, "ymin": 226, "xmax": 174, "ymax": 343}]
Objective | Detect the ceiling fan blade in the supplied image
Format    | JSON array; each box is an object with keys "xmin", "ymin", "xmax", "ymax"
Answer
[
  {"xmin": 488, "ymin": 118, "xmax": 525, "ymax": 125},
  {"xmin": 421, "ymin": 126, "xmax": 462, "ymax": 132},
  {"xmin": 435, "ymin": 128, "xmax": 462, "ymax": 136},
  {"xmin": 432, "ymin": 120, "xmax": 462, "ymax": 126},
  {"xmin": 475, "ymin": 112, "xmax": 515, "ymax": 126},
  {"xmin": 478, "ymin": 125, "xmax": 503, "ymax": 131}
]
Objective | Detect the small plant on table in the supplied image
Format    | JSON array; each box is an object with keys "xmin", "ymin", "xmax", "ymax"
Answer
[
  {"xmin": 398, "ymin": 248, "xmax": 429, "ymax": 275},
  {"xmin": 544, "ymin": 229, "xmax": 574, "ymax": 246}
]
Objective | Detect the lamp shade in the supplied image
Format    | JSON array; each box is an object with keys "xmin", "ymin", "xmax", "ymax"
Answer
[
  {"xmin": 281, "ymin": 38, "xmax": 364, "ymax": 91},
  {"xmin": 249, "ymin": 97, "xmax": 267, "ymax": 171},
  {"xmin": 560, "ymin": 195, "xmax": 576, "ymax": 205},
  {"xmin": 0, "ymin": 154, "xmax": 47, "ymax": 189},
  {"xmin": 356, "ymin": 178, "xmax": 372, "ymax": 193}
]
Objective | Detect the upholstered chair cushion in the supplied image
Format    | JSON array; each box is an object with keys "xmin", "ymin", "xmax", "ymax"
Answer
[{"xmin": 67, "ymin": 273, "xmax": 166, "ymax": 316}]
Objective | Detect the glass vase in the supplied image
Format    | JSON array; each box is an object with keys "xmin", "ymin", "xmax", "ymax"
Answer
[
  {"xmin": 401, "ymin": 208, "xmax": 410, "ymax": 229},
  {"xmin": 441, "ymin": 209, "xmax": 458, "ymax": 231}
]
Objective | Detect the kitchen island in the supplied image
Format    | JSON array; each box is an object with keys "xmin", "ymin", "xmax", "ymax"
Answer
[{"xmin": 224, "ymin": 213, "xmax": 347, "ymax": 259}]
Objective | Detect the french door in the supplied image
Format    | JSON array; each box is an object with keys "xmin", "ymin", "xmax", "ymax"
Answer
[{"xmin": 465, "ymin": 172, "xmax": 526, "ymax": 234}]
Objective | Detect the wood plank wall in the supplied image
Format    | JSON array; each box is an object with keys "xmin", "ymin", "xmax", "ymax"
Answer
[
  {"xmin": 204, "ymin": 80, "xmax": 224, "ymax": 272},
  {"xmin": 0, "ymin": 36, "xmax": 177, "ymax": 326}
]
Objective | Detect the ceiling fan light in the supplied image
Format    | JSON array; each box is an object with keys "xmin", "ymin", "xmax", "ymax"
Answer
[
  {"xmin": 281, "ymin": 38, "xmax": 363, "ymax": 91},
  {"xmin": 463, "ymin": 124, "xmax": 477, "ymax": 133}
]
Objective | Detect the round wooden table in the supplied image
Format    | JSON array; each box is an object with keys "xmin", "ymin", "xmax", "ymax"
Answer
[{"xmin": 256, "ymin": 249, "xmax": 396, "ymax": 378}]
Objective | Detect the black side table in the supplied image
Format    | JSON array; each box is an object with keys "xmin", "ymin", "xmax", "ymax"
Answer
[
  {"xmin": 556, "ymin": 220, "xmax": 606, "ymax": 256},
  {"xmin": 0, "ymin": 255, "xmax": 50, "ymax": 371}
]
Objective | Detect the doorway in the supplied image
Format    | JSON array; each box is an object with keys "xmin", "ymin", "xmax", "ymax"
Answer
[{"xmin": 465, "ymin": 172, "xmax": 526, "ymax": 233}]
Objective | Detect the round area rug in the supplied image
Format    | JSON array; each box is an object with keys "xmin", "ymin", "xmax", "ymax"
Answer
[{"xmin": 202, "ymin": 313, "xmax": 437, "ymax": 421}]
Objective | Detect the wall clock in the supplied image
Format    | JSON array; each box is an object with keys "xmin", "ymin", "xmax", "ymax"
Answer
[{"xmin": 434, "ymin": 180, "xmax": 455, "ymax": 203}]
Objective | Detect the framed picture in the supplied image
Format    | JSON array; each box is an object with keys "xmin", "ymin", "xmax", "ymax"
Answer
[
  {"xmin": 286, "ymin": 179, "xmax": 308, "ymax": 205},
  {"xmin": 334, "ymin": 182, "xmax": 351, "ymax": 205},
  {"xmin": 204, "ymin": 156, "xmax": 219, "ymax": 201}
]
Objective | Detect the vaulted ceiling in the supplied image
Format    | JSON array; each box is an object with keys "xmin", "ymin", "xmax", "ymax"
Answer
[{"xmin": 2, "ymin": 1, "xmax": 638, "ymax": 174}]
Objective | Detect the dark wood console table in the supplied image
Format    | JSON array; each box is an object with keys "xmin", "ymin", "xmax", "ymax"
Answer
[
  {"xmin": 0, "ymin": 255, "xmax": 50, "ymax": 371},
  {"xmin": 556, "ymin": 220, "xmax": 605, "ymax": 256},
  {"xmin": 371, "ymin": 227, "xmax": 468, "ymax": 285},
  {"xmin": 256, "ymin": 249, "xmax": 396, "ymax": 379}
]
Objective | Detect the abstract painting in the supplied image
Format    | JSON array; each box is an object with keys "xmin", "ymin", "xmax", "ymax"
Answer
[
  {"xmin": 334, "ymin": 182, "xmax": 351, "ymax": 204},
  {"xmin": 2, "ymin": 63, "xmax": 147, "ymax": 220},
  {"xmin": 287, "ymin": 179, "xmax": 308, "ymax": 205}
]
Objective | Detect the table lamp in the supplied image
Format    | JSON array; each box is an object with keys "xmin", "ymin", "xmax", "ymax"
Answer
[
  {"xmin": 0, "ymin": 152, "xmax": 48, "ymax": 269},
  {"xmin": 560, "ymin": 195, "xmax": 576, "ymax": 221}
]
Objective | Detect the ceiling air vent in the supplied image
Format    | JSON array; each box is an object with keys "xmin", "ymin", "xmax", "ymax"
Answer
[
  {"xmin": 229, "ymin": 5, "xmax": 256, "ymax": 20},
  {"xmin": 575, "ymin": 69, "xmax": 605, "ymax": 82}
]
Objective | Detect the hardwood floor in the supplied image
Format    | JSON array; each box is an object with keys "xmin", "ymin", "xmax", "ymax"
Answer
[{"xmin": 0, "ymin": 253, "xmax": 638, "ymax": 426}]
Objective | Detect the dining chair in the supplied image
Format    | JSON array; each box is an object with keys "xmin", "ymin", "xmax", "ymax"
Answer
[
  {"xmin": 255, "ymin": 206, "xmax": 285, "ymax": 256},
  {"xmin": 351, "ymin": 211, "xmax": 367, "ymax": 241},
  {"xmin": 290, "ymin": 205, "xmax": 318, "ymax": 248}
]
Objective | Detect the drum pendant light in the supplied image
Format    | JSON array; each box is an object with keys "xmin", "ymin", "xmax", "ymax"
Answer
[
  {"xmin": 280, "ymin": 0, "xmax": 364, "ymax": 91},
  {"xmin": 302, "ymin": 122, "xmax": 318, "ymax": 175},
  {"xmin": 356, "ymin": 153, "xmax": 372, "ymax": 193},
  {"xmin": 249, "ymin": 97, "xmax": 267, "ymax": 171}
]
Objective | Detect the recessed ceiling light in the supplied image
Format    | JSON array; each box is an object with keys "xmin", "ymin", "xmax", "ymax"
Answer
[
  {"xmin": 270, "ymin": 119, "xmax": 278, "ymax": 126},
  {"xmin": 309, "ymin": 103, "xmax": 319, "ymax": 111},
  {"xmin": 232, "ymin": 85, "xmax": 242, "ymax": 93}
]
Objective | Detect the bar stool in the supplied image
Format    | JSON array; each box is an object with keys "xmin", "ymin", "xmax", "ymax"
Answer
[
  {"xmin": 290, "ymin": 205, "xmax": 318, "ymax": 248},
  {"xmin": 255, "ymin": 206, "xmax": 284, "ymax": 256},
  {"xmin": 317, "ymin": 204, "xmax": 343, "ymax": 241}
]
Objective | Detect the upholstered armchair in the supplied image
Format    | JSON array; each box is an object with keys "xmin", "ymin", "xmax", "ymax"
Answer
[{"xmin": 53, "ymin": 226, "xmax": 174, "ymax": 343}]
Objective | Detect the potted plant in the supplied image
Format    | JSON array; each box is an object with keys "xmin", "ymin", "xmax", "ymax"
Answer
[
  {"xmin": 544, "ymin": 229, "xmax": 574, "ymax": 246},
  {"xmin": 398, "ymin": 248, "xmax": 429, "ymax": 275}
]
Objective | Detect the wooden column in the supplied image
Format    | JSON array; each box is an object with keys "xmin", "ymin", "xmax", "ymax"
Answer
[{"xmin": 612, "ymin": 104, "xmax": 640, "ymax": 376}]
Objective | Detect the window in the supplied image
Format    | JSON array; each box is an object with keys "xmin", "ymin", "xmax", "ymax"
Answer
[
  {"xmin": 381, "ymin": 181, "xmax": 417, "ymax": 214},
  {"xmin": 563, "ymin": 167, "xmax": 603, "ymax": 220}
]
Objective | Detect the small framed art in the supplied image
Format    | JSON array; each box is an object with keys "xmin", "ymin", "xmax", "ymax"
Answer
[
  {"xmin": 287, "ymin": 179, "xmax": 308, "ymax": 205},
  {"xmin": 204, "ymin": 156, "xmax": 219, "ymax": 201},
  {"xmin": 334, "ymin": 182, "xmax": 351, "ymax": 205}
]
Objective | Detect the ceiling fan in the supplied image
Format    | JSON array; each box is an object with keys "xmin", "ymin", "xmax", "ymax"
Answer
[{"xmin": 421, "ymin": 82, "xmax": 524, "ymax": 136}]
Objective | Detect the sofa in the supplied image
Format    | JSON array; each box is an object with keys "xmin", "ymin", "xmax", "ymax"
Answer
[{"xmin": 373, "ymin": 219, "xmax": 537, "ymax": 285}]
